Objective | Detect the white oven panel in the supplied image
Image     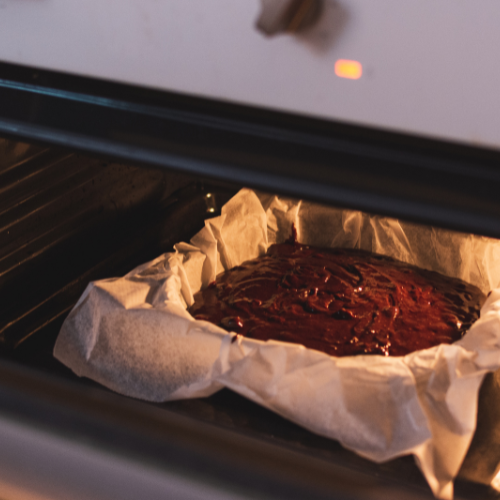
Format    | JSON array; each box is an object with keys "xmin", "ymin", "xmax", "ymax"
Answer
[{"xmin": 0, "ymin": 0, "xmax": 499, "ymax": 149}]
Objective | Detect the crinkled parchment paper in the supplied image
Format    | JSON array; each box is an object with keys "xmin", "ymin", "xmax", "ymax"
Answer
[{"xmin": 54, "ymin": 188, "xmax": 500, "ymax": 499}]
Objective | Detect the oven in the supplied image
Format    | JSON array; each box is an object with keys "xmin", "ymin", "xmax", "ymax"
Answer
[{"xmin": 1, "ymin": 2, "xmax": 500, "ymax": 499}]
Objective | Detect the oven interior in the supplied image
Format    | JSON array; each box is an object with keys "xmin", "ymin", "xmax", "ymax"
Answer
[{"xmin": 0, "ymin": 137, "xmax": 499, "ymax": 500}]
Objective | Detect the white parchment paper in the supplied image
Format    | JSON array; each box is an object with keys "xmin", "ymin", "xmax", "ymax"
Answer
[{"xmin": 54, "ymin": 188, "xmax": 500, "ymax": 499}]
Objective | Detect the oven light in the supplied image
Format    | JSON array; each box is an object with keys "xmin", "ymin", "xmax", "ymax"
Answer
[{"xmin": 335, "ymin": 59, "xmax": 362, "ymax": 80}]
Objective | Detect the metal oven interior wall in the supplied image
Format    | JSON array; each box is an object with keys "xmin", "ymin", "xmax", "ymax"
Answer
[{"xmin": 0, "ymin": 138, "xmax": 204, "ymax": 350}]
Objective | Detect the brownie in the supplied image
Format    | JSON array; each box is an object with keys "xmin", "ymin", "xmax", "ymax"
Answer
[{"xmin": 189, "ymin": 231, "xmax": 485, "ymax": 357}]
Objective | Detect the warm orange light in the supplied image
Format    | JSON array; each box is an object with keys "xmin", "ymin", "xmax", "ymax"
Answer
[{"xmin": 335, "ymin": 59, "xmax": 363, "ymax": 80}]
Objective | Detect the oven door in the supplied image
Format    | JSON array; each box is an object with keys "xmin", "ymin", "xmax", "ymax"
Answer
[{"xmin": 1, "ymin": 0, "xmax": 500, "ymax": 151}]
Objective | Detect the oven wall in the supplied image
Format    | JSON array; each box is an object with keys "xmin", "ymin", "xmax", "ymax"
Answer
[{"xmin": 0, "ymin": 137, "xmax": 208, "ymax": 349}]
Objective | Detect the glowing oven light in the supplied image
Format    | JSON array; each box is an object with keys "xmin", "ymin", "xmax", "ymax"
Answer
[{"xmin": 335, "ymin": 59, "xmax": 363, "ymax": 80}]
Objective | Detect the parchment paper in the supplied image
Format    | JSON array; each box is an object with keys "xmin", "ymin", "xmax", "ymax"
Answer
[{"xmin": 54, "ymin": 188, "xmax": 500, "ymax": 499}]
